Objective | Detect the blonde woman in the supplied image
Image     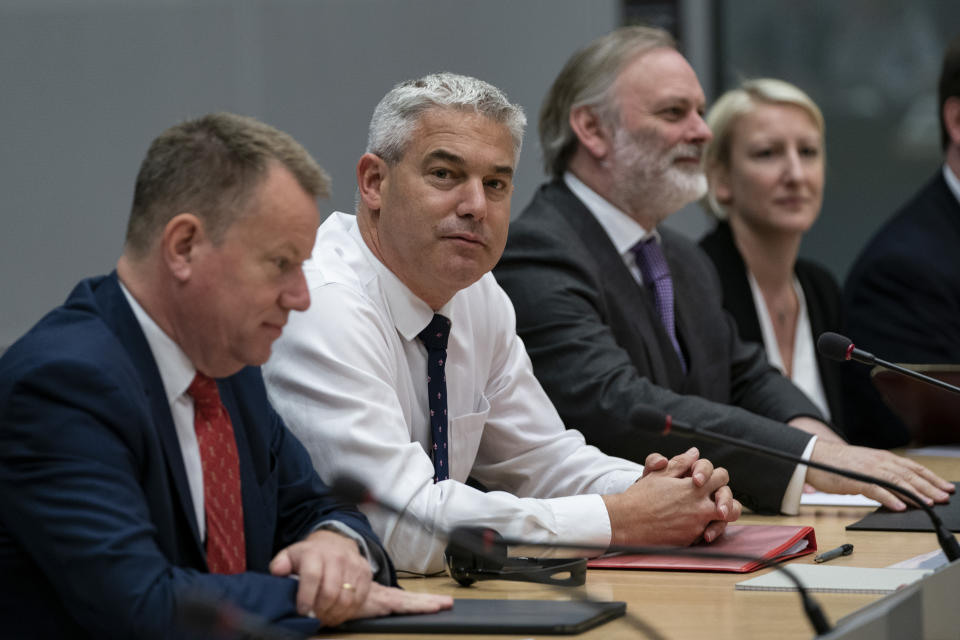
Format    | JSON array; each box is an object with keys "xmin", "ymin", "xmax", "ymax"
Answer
[{"xmin": 699, "ymin": 78, "xmax": 844, "ymax": 434}]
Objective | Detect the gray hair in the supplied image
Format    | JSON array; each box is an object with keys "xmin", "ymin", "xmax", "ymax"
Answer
[
  {"xmin": 703, "ymin": 78, "xmax": 825, "ymax": 219},
  {"xmin": 539, "ymin": 26, "xmax": 676, "ymax": 178},
  {"xmin": 126, "ymin": 112, "xmax": 329, "ymax": 257},
  {"xmin": 366, "ymin": 72, "xmax": 527, "ymax": 165}
]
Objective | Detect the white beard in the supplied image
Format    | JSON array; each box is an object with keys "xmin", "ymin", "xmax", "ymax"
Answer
[{"xmin": 607, "ymin": 125, "xmax": 708, "ymax": 226}]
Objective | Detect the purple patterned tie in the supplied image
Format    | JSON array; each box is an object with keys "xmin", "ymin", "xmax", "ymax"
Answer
[
  {"xmin": 632, "ymin": 238, "xmax": 686, "ymax": 372},
  {"xmin": 418, "ymin": 314, "xmax": 452, "ymax": 482}
]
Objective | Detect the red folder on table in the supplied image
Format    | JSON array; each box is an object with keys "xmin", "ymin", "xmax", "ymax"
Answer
[{"xmin": 588, "ymin": 524, "xmax": 817, "ymax": 573}]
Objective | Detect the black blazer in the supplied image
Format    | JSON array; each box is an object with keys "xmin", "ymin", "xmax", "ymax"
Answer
[
  {"xmin": 843, "ymin": 170, "xmax": 960, "ymax": 447},
  {"xmin": 495, "ymin": 180, "xmax": 821, "ymax": 513},
  {"xmin": 699, "ymin": 221, "xmax": 845, "ymax": 433}
]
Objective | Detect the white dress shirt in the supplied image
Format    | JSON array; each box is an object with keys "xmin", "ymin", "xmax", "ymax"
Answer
[
  {"xmin": 943, "ymin": 163, "xmax": 960, "ymax": 205},
  {"xmin": 747, "ymin": 272, "xmax": 831, "ymax": 420},
  {"xmin": 263, "ymin": 212, "xmax": 644, "ymax": 574},
  {"xmin": 120, "ymin": 282, "xmax": 210, "ymax": 538},
  {"xmin": 563, "ymin": 172, "xmax": 814, "ymax": 515}
]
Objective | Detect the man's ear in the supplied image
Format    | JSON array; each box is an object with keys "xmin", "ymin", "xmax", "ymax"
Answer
[
  {"xmin": 944, "ymin": 96, "xmax": 960, "ymax": 147},
  {"xmin": 569, "ymin": 105, "xmax": 614, "ymax": 160},
  {"xmin": 356, "ymin": 152, "xmax": 388, "ymax": 211},
  {"xmin": 161, "ymin": 213, "xmax": 205, "ymax": 282}
]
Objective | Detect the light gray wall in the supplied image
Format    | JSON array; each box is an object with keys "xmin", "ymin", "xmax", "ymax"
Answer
[{"xmin": 0, "ymin": 0, "xmax": 620, "ymax": 348}]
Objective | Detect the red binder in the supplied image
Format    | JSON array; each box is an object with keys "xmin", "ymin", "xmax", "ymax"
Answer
[{"xmin": 587, "ymin": 524, "xmax": 817, "ymax": 573}]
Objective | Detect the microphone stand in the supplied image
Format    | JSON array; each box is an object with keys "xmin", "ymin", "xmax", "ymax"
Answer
[{"xmin": 659, "ymin": 415, "xmax": 960, "ymax": 563}]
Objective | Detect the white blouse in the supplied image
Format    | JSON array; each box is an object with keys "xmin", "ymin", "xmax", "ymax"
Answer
[{"xmin": 747, "ymin": 271, "xmax": 831, "ymax": 420}]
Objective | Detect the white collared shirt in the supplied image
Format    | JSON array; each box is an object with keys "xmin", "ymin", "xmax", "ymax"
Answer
[
  {"xmin": 747, "ymin": 272, "xmax": 831, "ymax": 421},
  {"xmin": 264, "ymin": 212, "xmax": 644, "ymax": 574},
  {"xmin": 119, "ymin": 283, "xmax": 208, "ymax": 539},
  {"xmin": 943, "ymin": 163, "xmax": 960, "ymax": 205},
  {"xmin": 564, "ymin": 171, "xmax": 660, "ymax": 283},
  {"xmin": 563, "ymin": 173, "xmax": 814, "ymax": 515}
]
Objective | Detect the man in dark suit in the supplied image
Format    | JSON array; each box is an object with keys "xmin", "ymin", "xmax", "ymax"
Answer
[
  {"xmin": 844, "ymin": 33, "xmax": 960, "ymax": 448},
  {"xmin": 0, "ymin": 113, "xmax": 450, "ymax": 639},
  {"xmin": 495, "ymin": 26, "xmax": 953, "ymax": 514}
]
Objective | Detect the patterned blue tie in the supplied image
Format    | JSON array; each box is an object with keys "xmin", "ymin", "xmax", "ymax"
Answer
[
  {"xmin": 632, "ymin": 238, "xmax": 686, "ymax": 373},
  {"xmin": 418, "ymin": 314, "xmax": 452, "ymax": 482}
]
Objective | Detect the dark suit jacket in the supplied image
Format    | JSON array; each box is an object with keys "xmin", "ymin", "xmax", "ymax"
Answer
[
  {"xmin": 495, "ymin": 180, "xmax": 821, "ymax": 513},
  {"xmin": 0, "ymin": 274, "xmax": 393, "ymax": 639},
  {"xmin": 699, "ymin": 221, "xmax": 845, "ymax": 433},
  {"xmin": 843, "ymin": 170, "xmax": 960, "ymax": 447}
]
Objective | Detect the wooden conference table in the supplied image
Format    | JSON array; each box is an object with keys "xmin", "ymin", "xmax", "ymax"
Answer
[{"xmin": 317, "ymin": 454, "xmax": 960, "ymax": 640}]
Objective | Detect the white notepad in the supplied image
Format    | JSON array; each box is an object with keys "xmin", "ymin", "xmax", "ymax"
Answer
[
  {"xmin": 735, "ymin": 564, "xmax": 932, "ymax": 594},
  {"xmin": 800, "ymin": 491, "xmax": 880, "ymax": 507}
]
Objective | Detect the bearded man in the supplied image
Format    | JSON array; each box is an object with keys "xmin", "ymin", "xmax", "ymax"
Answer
[{"xmin": 494, "ymin": 26, "xmax": 953, "ymax": 515}]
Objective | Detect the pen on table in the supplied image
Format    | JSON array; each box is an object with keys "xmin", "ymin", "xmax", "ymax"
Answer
[{"xmin": 814, "ymin": 543, "xmax": 854, "ymax": 563}]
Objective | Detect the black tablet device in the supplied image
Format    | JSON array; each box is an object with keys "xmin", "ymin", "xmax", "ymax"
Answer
[{"xmin": 336, "ymin": 598, "xmax": 626, "ymax": 635}]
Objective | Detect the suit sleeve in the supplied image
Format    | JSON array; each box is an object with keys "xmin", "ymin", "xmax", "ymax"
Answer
[
  {"xmin": 847, "ymin": 250, "xmax": 960, "ymax": 364},
  {"xmin": 495, "ymin": 219, "xmax": 813, "ymax": 514},
  {"xmin": 844, "ymin": 248, "xmax": 960, "ymax": 446},
  {"xmin": 0, "ymin": 358, "xmax": 339, "ymax": 639}
]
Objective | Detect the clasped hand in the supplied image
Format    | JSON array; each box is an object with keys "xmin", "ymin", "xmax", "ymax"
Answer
[{"xmin": 604, "ymin": 447, "xmax": 741, "ymax": 548}]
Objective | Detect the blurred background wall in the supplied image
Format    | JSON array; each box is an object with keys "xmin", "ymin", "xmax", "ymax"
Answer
[{"xmin": 1, "ymin": 0, "xmax": 957, "ymax": 348}]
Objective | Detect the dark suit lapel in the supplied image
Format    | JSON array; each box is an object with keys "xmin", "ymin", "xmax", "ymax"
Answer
[
  {"xmin": 95, "ymin": 273, "xmax": 204, "ymax": 555},
  {"xmin": 542, "ymin": 182, "xmax": 684, "ymax": 386},
  {"xmin": 930, "ymin": 172, "xmax": 960, "ymax": 237},
  {"xmin": 701, "ymin": 222, "xmax": 763, "ymax": 344}
]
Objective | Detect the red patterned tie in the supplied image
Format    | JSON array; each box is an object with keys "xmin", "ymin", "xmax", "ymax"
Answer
[{"xmin": 187, "ymin": 372, "xmax": 246, "ymax": 574}]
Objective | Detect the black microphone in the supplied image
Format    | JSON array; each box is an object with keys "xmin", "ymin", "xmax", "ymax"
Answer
[
  {"xmin": 641, "ymin": 406, "xmax": 960, "ymax": 563},
  {"xmin": 331, "ymin": 475, "xmax": 832, "ymax": 636},
  {"xmin": 817, "ymin": 331, "xmax": 960, "ymax": 396}
]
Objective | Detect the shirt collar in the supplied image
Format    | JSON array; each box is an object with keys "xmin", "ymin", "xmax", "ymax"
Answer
[
  {"xmin": 118, "ymin": 280, "xmax": 197, "ymax": 405},
  {"xmin": 563, "ymin": 171, "xmax": 659, "ymax": 255},
  {"xmin": 349, "ymin": 220, "xmax": 456, "ymax": 342},
  {"xmin": 942, "ymin": 163, "xmax": 960, "ymax": 206}
]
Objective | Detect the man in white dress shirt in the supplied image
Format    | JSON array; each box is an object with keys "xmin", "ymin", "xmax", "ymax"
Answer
[{"xmin": 264, "ymin": 72, "xmax": 741, "ymax": 574}]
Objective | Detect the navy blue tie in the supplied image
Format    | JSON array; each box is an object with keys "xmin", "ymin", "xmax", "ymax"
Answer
[{"xmin": 418, "ymin": 314, "xmax": 452, "ymax": 482}]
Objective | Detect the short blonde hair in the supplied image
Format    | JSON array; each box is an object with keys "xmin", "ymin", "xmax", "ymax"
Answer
[{"xmin": 702, "ymin": 78, "xmax": 824, "ymax": 218}]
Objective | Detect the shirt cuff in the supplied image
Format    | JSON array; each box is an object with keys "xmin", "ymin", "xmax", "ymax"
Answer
[
  {"xmin": 313, "ymin": 520, "xmax": 386, "ymax": 582},
  {"xmin": 779, "ymin": 435, "xmax": 818, "ymax": 515},
  {"xmin": 519, "ymin": 494, "xmax": 613, "ymax": 557}
]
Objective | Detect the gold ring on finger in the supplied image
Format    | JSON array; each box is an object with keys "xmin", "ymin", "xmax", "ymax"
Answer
[{"xmin": 342, "ymin": 582, "xmax": 354, "ymax": 590}]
